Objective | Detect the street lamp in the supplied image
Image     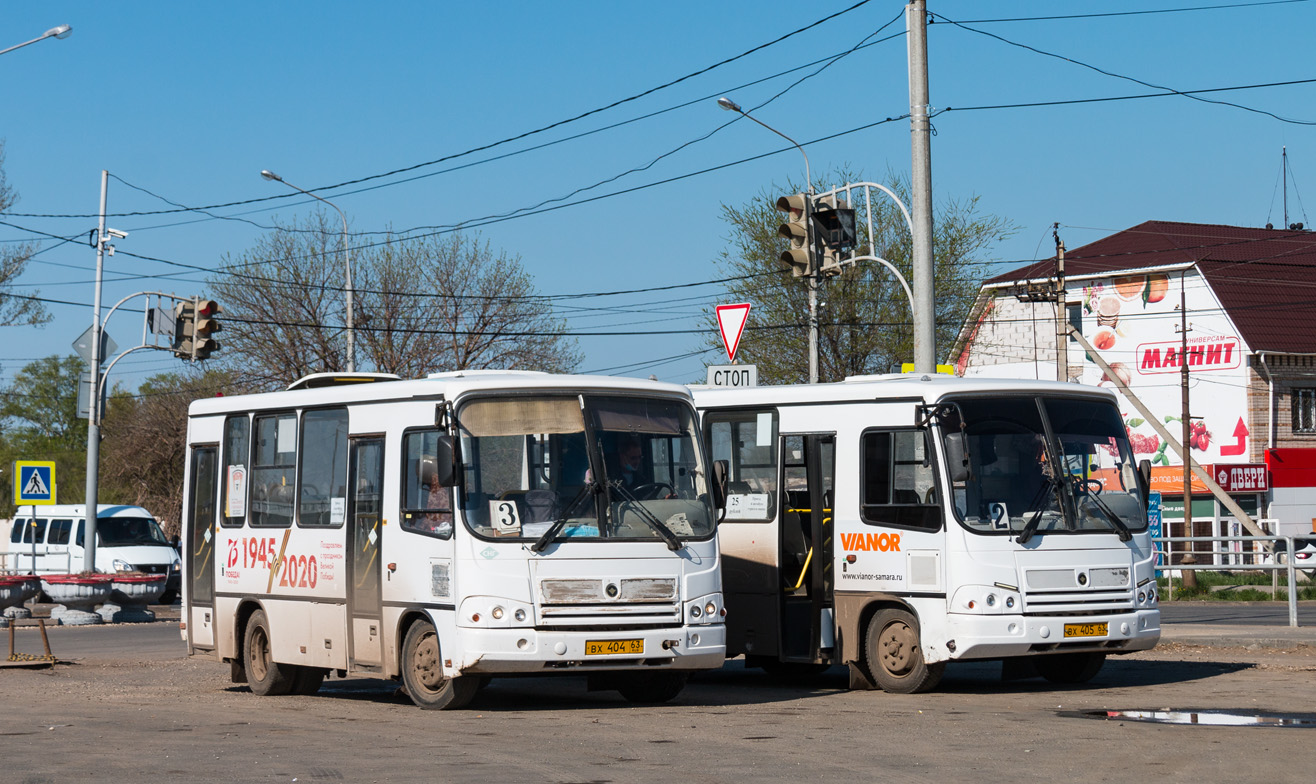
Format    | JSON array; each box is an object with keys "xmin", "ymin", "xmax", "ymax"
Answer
[
  {"xmin": 0, "ymin": 24, "xmax": 72, "ymax": 57},
  {"xmin": 717, "ymin": 96, "xmax": 821, "ymax": 383},
  {"xmin": 260, "ymin": 169, "xmax": 356, "ymax": 373}
]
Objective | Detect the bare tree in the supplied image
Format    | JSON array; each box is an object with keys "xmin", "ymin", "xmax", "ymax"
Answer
[
  {"xmin": 209, "ymin": 216, "xmax": 579, "ymax": 386},
  {"xmin": 0, "ymin": 142, "xmax": 51, "ymax": 330}
]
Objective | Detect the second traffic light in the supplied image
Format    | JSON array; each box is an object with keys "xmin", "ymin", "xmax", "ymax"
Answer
[
  {"xmin": 171, "ymin": 298, "xmax": 223, "ymax": 361},
  {"xmin": 775, "ymin": 193, "xmax": 813, "ymax": 278},
  {"xmin": 193, "ymin": 299, "xmax": 222, "ymax": 360}
]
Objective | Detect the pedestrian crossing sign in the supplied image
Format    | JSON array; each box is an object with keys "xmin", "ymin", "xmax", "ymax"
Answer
[{"xmin": 14, "ymin": 461, "xmax": 56, "ymax": 505}]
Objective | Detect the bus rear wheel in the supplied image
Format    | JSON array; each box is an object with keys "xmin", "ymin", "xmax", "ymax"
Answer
[
  {"xmin": 243, "ymin": 609, "xmax": 296, "ymax": 696},
  {"xmin": 401, "ymin": 620, "xmax": 477, "ymax": 710},
  {"xmin": 1035, "ymin": 652, "xmax": 1105, "ymax": 684},
  {"xmin": 865, "ymin": 608, "xmax": 945, "ymax": 694},
  {"xmin": 291, "ymin": 666, "xmax": 327, "ymax": 695}
]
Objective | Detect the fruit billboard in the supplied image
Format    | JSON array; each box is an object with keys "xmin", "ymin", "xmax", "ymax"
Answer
[{"xmin": 1077, "ymin": 269, "xmax": 1252, "ymax": 467}]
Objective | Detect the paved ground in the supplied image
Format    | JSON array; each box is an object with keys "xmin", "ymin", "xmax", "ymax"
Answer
[{"xmin": 4, "ymin": 601, "xmax": 1316, "ymax": 783}]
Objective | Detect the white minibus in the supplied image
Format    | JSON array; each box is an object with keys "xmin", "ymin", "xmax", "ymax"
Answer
[
  {"xmin": 3, "ymin": 504, "xmax": 182, "ymax": 603},
  {"xmin": 181, "ymin": 371, "xmax": 725, "ymax": 709},
  {"xmin": 693, "ymin": 374, "xmax": 1160, "ymax": 693}
]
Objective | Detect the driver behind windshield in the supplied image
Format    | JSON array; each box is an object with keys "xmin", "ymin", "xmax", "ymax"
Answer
[{"xmin": 612, "ymin": 435, "xmax": 648, "ymax": 490}]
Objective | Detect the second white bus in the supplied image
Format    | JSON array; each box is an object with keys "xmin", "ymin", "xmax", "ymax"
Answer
[{"xmin": 694, "ymin": 374, "xmax": 1160, "ymax": 693}]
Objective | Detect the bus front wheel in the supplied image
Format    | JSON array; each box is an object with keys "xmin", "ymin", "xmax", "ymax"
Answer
[
  {"xmin": 1035, "ymin": 652, "xmax": 1105, "ymax": 684},
  {"xmin": 864, "ymin": 608, "xmax": 945, "ymax": 694},
  {"xmin": 401, "ymin": 620, "xmax": 477, "ymax": 710},
  {"xmin": 243, "ymin": 609, "xmax": 296, "ymax": 696}
]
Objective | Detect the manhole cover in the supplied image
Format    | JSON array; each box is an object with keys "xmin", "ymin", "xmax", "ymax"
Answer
[{"xmin": 1065, "ymin": 709, "xmax": 1316, "ymax": 728}]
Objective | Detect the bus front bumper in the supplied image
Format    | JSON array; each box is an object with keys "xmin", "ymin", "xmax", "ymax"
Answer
[
  {"xmin": 933, "ymin": 609, "xmax": 1161, "ymax": 663},
  {"xmin": 453, "ymin": 625, "xmax": 727, "ymax": 674}
]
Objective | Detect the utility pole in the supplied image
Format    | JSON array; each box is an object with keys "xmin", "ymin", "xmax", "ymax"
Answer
[
  {"xmin": 907, "ymin": 0, "xmax": 935, "ymax": 373},
  {"xmin": 1054, "ymin": 226, "xmax": 1068, "ymax": 382},
  {"xmin": 1179, "ymin": 270, "xmax": 1193, "ymax": 557},
  {"xmin": 84, "ymin": 170, "xmax": 108, "ymax": 574}
]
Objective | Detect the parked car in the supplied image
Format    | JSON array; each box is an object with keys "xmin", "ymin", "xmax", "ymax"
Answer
[
  {"xmin": 2, "ymin": 505, "xmax": 182, "ymax": 604},
  {"xmin": 1273, "ymin": 537, "xmax": 1315, "ymax": 579}
]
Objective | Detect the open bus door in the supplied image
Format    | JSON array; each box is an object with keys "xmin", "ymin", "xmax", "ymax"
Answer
[{"xmin": 777, "ymin": 434, "xmax": 835, "ymax": 667}]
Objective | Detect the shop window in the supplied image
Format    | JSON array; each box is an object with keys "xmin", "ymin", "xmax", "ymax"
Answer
[{"xmin": 1293, "ymin": 388, "xmax": 1316, "ymax": 434}]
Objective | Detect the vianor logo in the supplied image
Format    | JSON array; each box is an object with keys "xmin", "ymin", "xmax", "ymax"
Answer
[{"xmin": 840, "ymin": 532, "xmax": 902, "ymax": 552}]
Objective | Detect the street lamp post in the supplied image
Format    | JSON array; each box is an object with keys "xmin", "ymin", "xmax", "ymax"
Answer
[
  {"xmin": 716, "ymin": 96, "xmax": 821, "ymax": 383},
  {"xmin": 260, "ymin": 170, "xmax": 355, "ymax": 373},
  {"xmin": 0, "ymin": 24, "xmax": 72, "ymax": 57}
]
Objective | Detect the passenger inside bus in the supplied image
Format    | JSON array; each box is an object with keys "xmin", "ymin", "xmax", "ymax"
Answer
[{"xmin": 412, "ymin": 457, "xmax": 453, "ymax": 537}]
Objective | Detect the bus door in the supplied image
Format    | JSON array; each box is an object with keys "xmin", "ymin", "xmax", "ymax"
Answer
[
  {"xmin": 347, "ymin": 437, "xmax": 385, "ymax": 669},
  {"xmin": 779, "ymin": 434, "xmax": 835, "ymax": 663},
  {"xmin": 186, "ymin": 446, "xmax": 218, "ymax": 651}
]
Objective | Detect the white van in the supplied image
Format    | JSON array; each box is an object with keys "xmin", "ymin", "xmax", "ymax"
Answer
[{"xmin": 4, "ymin": 504, "xmax": 182, "ymax": 604}]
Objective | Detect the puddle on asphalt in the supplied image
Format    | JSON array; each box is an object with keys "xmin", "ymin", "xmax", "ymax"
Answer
[{"xmin": 1065, "ymin": 709, "xmax": 1316, "ymax": 727}]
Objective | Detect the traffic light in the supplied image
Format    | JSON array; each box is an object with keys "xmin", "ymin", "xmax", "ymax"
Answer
[
  {"xmin": 811, "ymin": 195, "xmax": 858, "ymax": 277},
  {"xmin": 171, "ymin": 300, "xmax": 196, "ymax": 359},
  {"xmin": 193, "ymin": 299, "xmax": 222, "ymax": 361},
  {"xmin": 775, "ymin": 193, "xmax": 813, "ymax": 278}
]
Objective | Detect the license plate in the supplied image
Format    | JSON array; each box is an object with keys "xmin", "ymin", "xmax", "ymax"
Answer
[
  {"xmin": 1063, "ymin": 622, "xmax": 1108, "ymax": 638},
  {"xmin": 585, "ymin": 638, "xmax": 644, "ymax": 656}
]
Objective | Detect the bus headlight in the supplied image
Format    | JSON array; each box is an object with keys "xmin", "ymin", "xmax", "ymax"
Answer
[
  {"xmin": 112, "ymin": 559, "xmax": 134, "ymax": 573},
  {"xmin": 458, "ymin": 597, "xmax": 534, "ymax": 628},
  {"xmin": 687, "ymin": 594, "xmax": 723, "ymax": 625}
]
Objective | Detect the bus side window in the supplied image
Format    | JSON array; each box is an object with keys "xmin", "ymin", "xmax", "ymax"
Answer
[
  {"xmin": 252, "ymin": 413, "xmax": 297, "ymax": 528},
  {"xmin": 401, "ymin": 430, "xmax": 453, "ymax": 539},
  {"xmin": 222, "ymin": 414, "xmax": 250, "ymax": 528},
  {"xmin": 706, "ymin": 410, "xmax": 777, "ymax": 521},
  {"xmin": 10, "ymin": 521, "xmax": 22, "ymax": 544},
  {"xmin": 48, "ymin": 519, "xmax": 72, "ymax": 545},
  {"xmin": 298, "ymin": 408, "xmax": 349, "ymax": 528},
  {"xmin": 860, "ymin": 430, "xmax": 941, "ymax": 531},
  {"xmin": 23, "ymin": 518, "xmax": 48, "ymax": 544}
]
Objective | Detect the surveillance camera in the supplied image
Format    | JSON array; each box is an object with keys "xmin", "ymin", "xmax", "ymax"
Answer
[{"xmin": 106, "ymin": 228, "xmax": 129, "ymax": 239}]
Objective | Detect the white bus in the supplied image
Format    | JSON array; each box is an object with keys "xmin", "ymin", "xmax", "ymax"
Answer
[
  {"xmin": 181, "ymin": 371, "xmax": 725, "ymax": 709},
  {"xmin": 693, "ymin": 374, "xmax": 1160, "ymax": 693}
]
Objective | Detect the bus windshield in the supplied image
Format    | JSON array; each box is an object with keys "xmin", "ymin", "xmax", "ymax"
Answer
[
  {"xmin": 458, "ymin": 394, "xmax": 715, "ymax": 543},
  {"xmin": 942, "ymin": 396, "xmax": 1146, "ymax": 537}
]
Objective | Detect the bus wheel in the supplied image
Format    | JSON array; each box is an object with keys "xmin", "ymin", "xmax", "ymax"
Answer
[
  {"xmin": 401, "ymin": 620, "xmax": 477, "ymax": 710},
  {"xmin": 291, "ymin": 666, "xmax": 327, "ymax": 695},
  {"xmin": 243, "ymin": 610, "xmax": 296, "ymax": 696},
  {"xmin": 865, "ymin": 609, "xmax": 945, "ymax": 694},
  {"xmin": 617, "ymin": 672, "xmax": 688, "ymax": 704},
  {"xmin": 1035, "ymin": 652, "xmax": 1105, "ymax": 684}
]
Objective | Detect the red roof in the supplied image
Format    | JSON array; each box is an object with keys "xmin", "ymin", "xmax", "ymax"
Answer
[{"xmin": 986, "ymin": 221, "xmax": 1316, "ymax": 354}]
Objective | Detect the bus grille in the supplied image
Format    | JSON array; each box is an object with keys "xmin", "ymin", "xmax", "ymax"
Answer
[
  {"xmin": 538, "ymin": 578, "xmax": 680, "ymax": 628},
  {"xmin": 1021, "ymin": 566, "xmax": 1133, "ymax": 614}
]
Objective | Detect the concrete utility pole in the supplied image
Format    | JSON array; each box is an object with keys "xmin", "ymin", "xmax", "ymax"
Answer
[
  {"xmin": 1179, "ymin": 271, "xmax": 1193, "ymax": 550},
  {"xmin": 1054, "ymin": 227, "xmax": 1068, "ymax": 382},
  {"xmin": 84, "ymin": 170, "xmax": 109, "ymax": 573},
  {"xmin": 907, "ymin": 0, "xmax": 936, "ymax": 373}
]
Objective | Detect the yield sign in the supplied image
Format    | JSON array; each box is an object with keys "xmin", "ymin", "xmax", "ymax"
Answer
[{"xmin": 716, "ymin": 303, "xmax": 751, "ymax": 362}]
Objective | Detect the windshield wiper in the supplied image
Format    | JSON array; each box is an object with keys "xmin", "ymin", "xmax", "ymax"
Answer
[
  {"xmin": 1016, "ymin": 474, "xmax": 1062, "ymax": 546},
  {"xmin": 608, "ymin": 481, "xmax": 683, "ymax": 552},
  {"xmin": 530, "ymin": 481, "xmax": 598, "ymax": 553},
  {"xmin": 1077, "ymin": 485, "xmax": 1134, "ymax": 542}
]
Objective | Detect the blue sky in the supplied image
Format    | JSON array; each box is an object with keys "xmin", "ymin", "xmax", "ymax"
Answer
[{"xmin": 1, "ymin": 1, "xmax": 1312, "ymax": 391}]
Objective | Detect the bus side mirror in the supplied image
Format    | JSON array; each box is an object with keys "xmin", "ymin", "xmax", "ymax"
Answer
[
  {"xmin": 711, "ymin": 460, "xmax": 729, "ymax": 511},
  {"xmin": 944, "ymin": 433, "xmax": 971, "ymax": 483},
  {"xmin": 1138, "ymin": 458, "xmax": 1152, "ymax": 506},
  {"xmin": 434, "ymin": 435, "xmax": 458, "ymax": 487}
]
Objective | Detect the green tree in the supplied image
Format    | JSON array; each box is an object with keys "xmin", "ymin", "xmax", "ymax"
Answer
[
  {"xmin": 708, "ymin": 169, "xmax": 1015, "ymax": 384},
  {"xmin": 0, "ymin": 355, "xmax": 87, "ymax": 515}
]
